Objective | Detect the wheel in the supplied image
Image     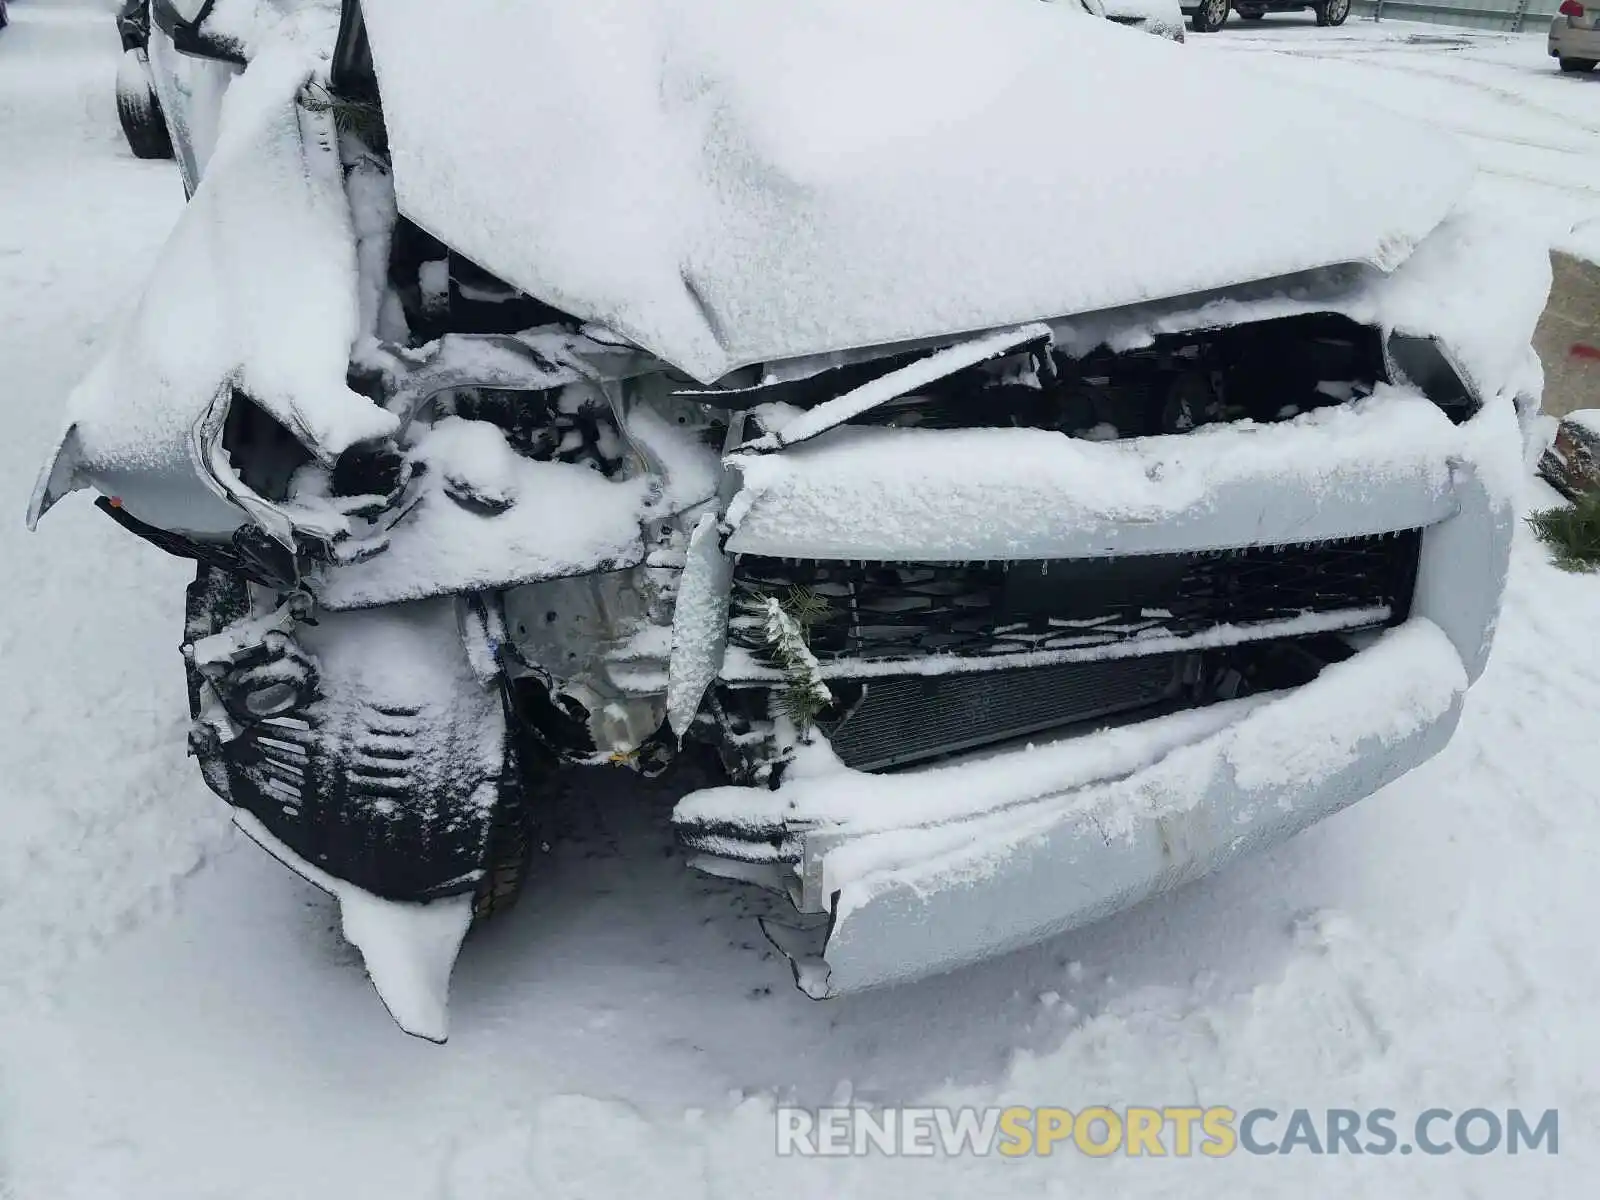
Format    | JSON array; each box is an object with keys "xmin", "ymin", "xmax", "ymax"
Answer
[
  {"xmin": 1191, "ymin": 0, "xmax": 1230, "ymax": 32},
  {"xmin": 471, "ymin": 704, "xmax": 538, "ymax": 925},
  {"xmin": 1314, "ymin": 0, "xmax": 1350, "ymax": 25},
  {"xmin": 471, "ymin": 775, "xmax": 533, "ymax": 922},
  {"xmin": 115, "ymin": 48, "xmax": 174, "ymax": 160},
  {"xmin": 1559, "ymin": 57, "xmax": 1598, "ymax": 74}
]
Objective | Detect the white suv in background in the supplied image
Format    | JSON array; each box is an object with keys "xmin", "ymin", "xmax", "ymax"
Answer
[
  {"xmin": 1052, "ymin": 0, "xmax": 1187, "ymax": 41},
  {"xmin": 1095, "ymin": 0, "xmax": 1188, "ymax": 40},
  {"xmin": 1551, "ymin": 0, "xmax": 1600, "ymax": 73}
]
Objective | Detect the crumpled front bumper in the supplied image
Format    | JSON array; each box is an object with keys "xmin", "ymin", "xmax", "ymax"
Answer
[
  {"xmin": 676, "ymin": 396, "xmax": 1517, "ymax": 998},
  {"xmin": 768, "ymin": 617, "xmax": 1466, "ymax": 998}
]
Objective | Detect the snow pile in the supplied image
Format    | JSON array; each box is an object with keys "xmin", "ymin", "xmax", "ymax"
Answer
[
  {"xmin": 203, "ymin": 0, "xmax": 342, "ymax": 60},
  {"xmin": 362, "ymin": 0, "xmax": 1469, "ymax": 382},
  {"xmin": 1569, "ymin": 408, "xmax": 1600, "ymax": 439},
  {"xmin": 1567, "ymin": 217, "xmax": 1600, "ymax": 266}
]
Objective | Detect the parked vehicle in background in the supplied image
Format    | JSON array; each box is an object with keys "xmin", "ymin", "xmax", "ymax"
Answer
[
  {"xmin": 1550, "ymin": 1, "xmax": 1600, "ymax": 73},
  {"xmin": 115, "ymin": 0, "xmax": 174, "ymax": 159},
  {"xmin": 31, "ymin": 0, "xmax": 1548, "ymax": 1043},
  {"xmin": 1184, "ymin": 0, "xmax": 1350, "ymax": 32},
  {"xmin": 1050, "ymin": 0, "xmax": 1184, "ymax": 40},
  {"xmin": 1100, "ymin": 0, "xmax": 1187, "ymax": 41}
]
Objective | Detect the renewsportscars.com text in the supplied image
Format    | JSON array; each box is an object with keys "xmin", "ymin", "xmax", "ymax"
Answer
[{"xmin": 775, "ymin": 1106, "xmax": 1559, "ymax": 1158}]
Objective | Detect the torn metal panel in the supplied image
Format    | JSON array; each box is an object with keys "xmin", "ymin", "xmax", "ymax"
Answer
[
  {"xmin": 25, "ymin": 423, "xmax": 83, "ymax": 531},
  {"xmin": 502, "ymin": 570, "xmax": 659, "ymax": 681},
  {"xmin": 734, "ymin": 323, "xmax": 1053, "ymax": 453},
  {"xmin": 501, "ymin": 571, "xmax": 669, "ymax": 756}
]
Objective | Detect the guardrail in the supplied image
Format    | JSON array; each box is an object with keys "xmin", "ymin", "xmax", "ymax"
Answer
[{"xmin": 1353, "ymin": 0, "xmax": 1562, "ymax": 33}]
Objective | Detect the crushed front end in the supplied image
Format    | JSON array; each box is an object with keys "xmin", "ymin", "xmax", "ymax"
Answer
[
  {"xmin": 27, "ymin": 0, "xmax": 1551, "ymax": 1036},
  {"xmin": 665, "ymin": 299, "xmax": 1530, "ymax": 997}
]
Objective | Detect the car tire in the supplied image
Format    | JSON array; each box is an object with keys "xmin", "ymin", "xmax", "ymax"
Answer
[
  {"xmin": 1314, "ymin": 0, "xmax": 1351, "ymax": 25},
  {"xmin": 115, "ymin": 48, "xmax": 174, "ymax": 160},
  {"xmin": 1191, "ymin": 0, "xmax": 1231, "ymax": 31},
  {"xmin": 1559, "ymin": 57, "xmax": 1598, "ymax": 73},
  {"xmin": 471, "ymin": 755, "xmax": 535, "ymax": 925}
]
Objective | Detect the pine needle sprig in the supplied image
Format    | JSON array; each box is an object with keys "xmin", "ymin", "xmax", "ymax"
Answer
[
  {"xmin": 300, "ymin": 83, "xmax": 389, "ymax": 157},
  {"xmin": 1528, "ymin": 492, "xmax": 1600, "ymax": 573},
  {"xmin": 755, "ymin": 594, "xmax": 833, "ymax": 730}
]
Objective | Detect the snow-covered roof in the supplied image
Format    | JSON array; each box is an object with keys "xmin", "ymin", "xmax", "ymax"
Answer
[{"xmin": 362, "ymin": 0, "xmax": 1471, "ymax": 383}]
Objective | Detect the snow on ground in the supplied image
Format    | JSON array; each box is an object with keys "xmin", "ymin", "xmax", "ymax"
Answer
[
  {"xmin": 1204, "ymin": 15, "xmax": 1600, "ymax": 260},
  {"xmin": 3, "ymin": 7, "xmax": 1600, "ymax": 1198}
]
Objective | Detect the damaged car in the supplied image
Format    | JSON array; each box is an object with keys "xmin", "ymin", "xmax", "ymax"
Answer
[{"xmin": 30, "ymin": 0, "xmax": 1550, "ymax": 1040}]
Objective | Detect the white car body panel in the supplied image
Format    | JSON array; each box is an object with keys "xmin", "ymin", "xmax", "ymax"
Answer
[
  {"xmin": 360, "ymin": 0, "xmax": 1470, "ymax": 383},
  {"xmin": 1550, "ymin": 6, "xmax": 1600, "ymax": 62}
]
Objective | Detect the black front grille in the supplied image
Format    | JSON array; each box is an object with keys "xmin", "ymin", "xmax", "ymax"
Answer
[
  {"xmin": 729, "ymin": 532, "xmax": 1419, "ymax": 668},
  {"xmin": 821, "ymin": 656, "xmax": 1185, "ymax": 771},
  {"xmin": 693, "ymin": 313, "xmax": 1394, "ymax": 438},
  {"xmin": 835, "ymin": 313, "xmax": 1389, "ymax": 437}
]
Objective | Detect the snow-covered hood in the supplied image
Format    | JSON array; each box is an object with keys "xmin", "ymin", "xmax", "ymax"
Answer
[{"xmin": 362, "ymin": 0, "xmax": 1471, "ymax": 384}]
